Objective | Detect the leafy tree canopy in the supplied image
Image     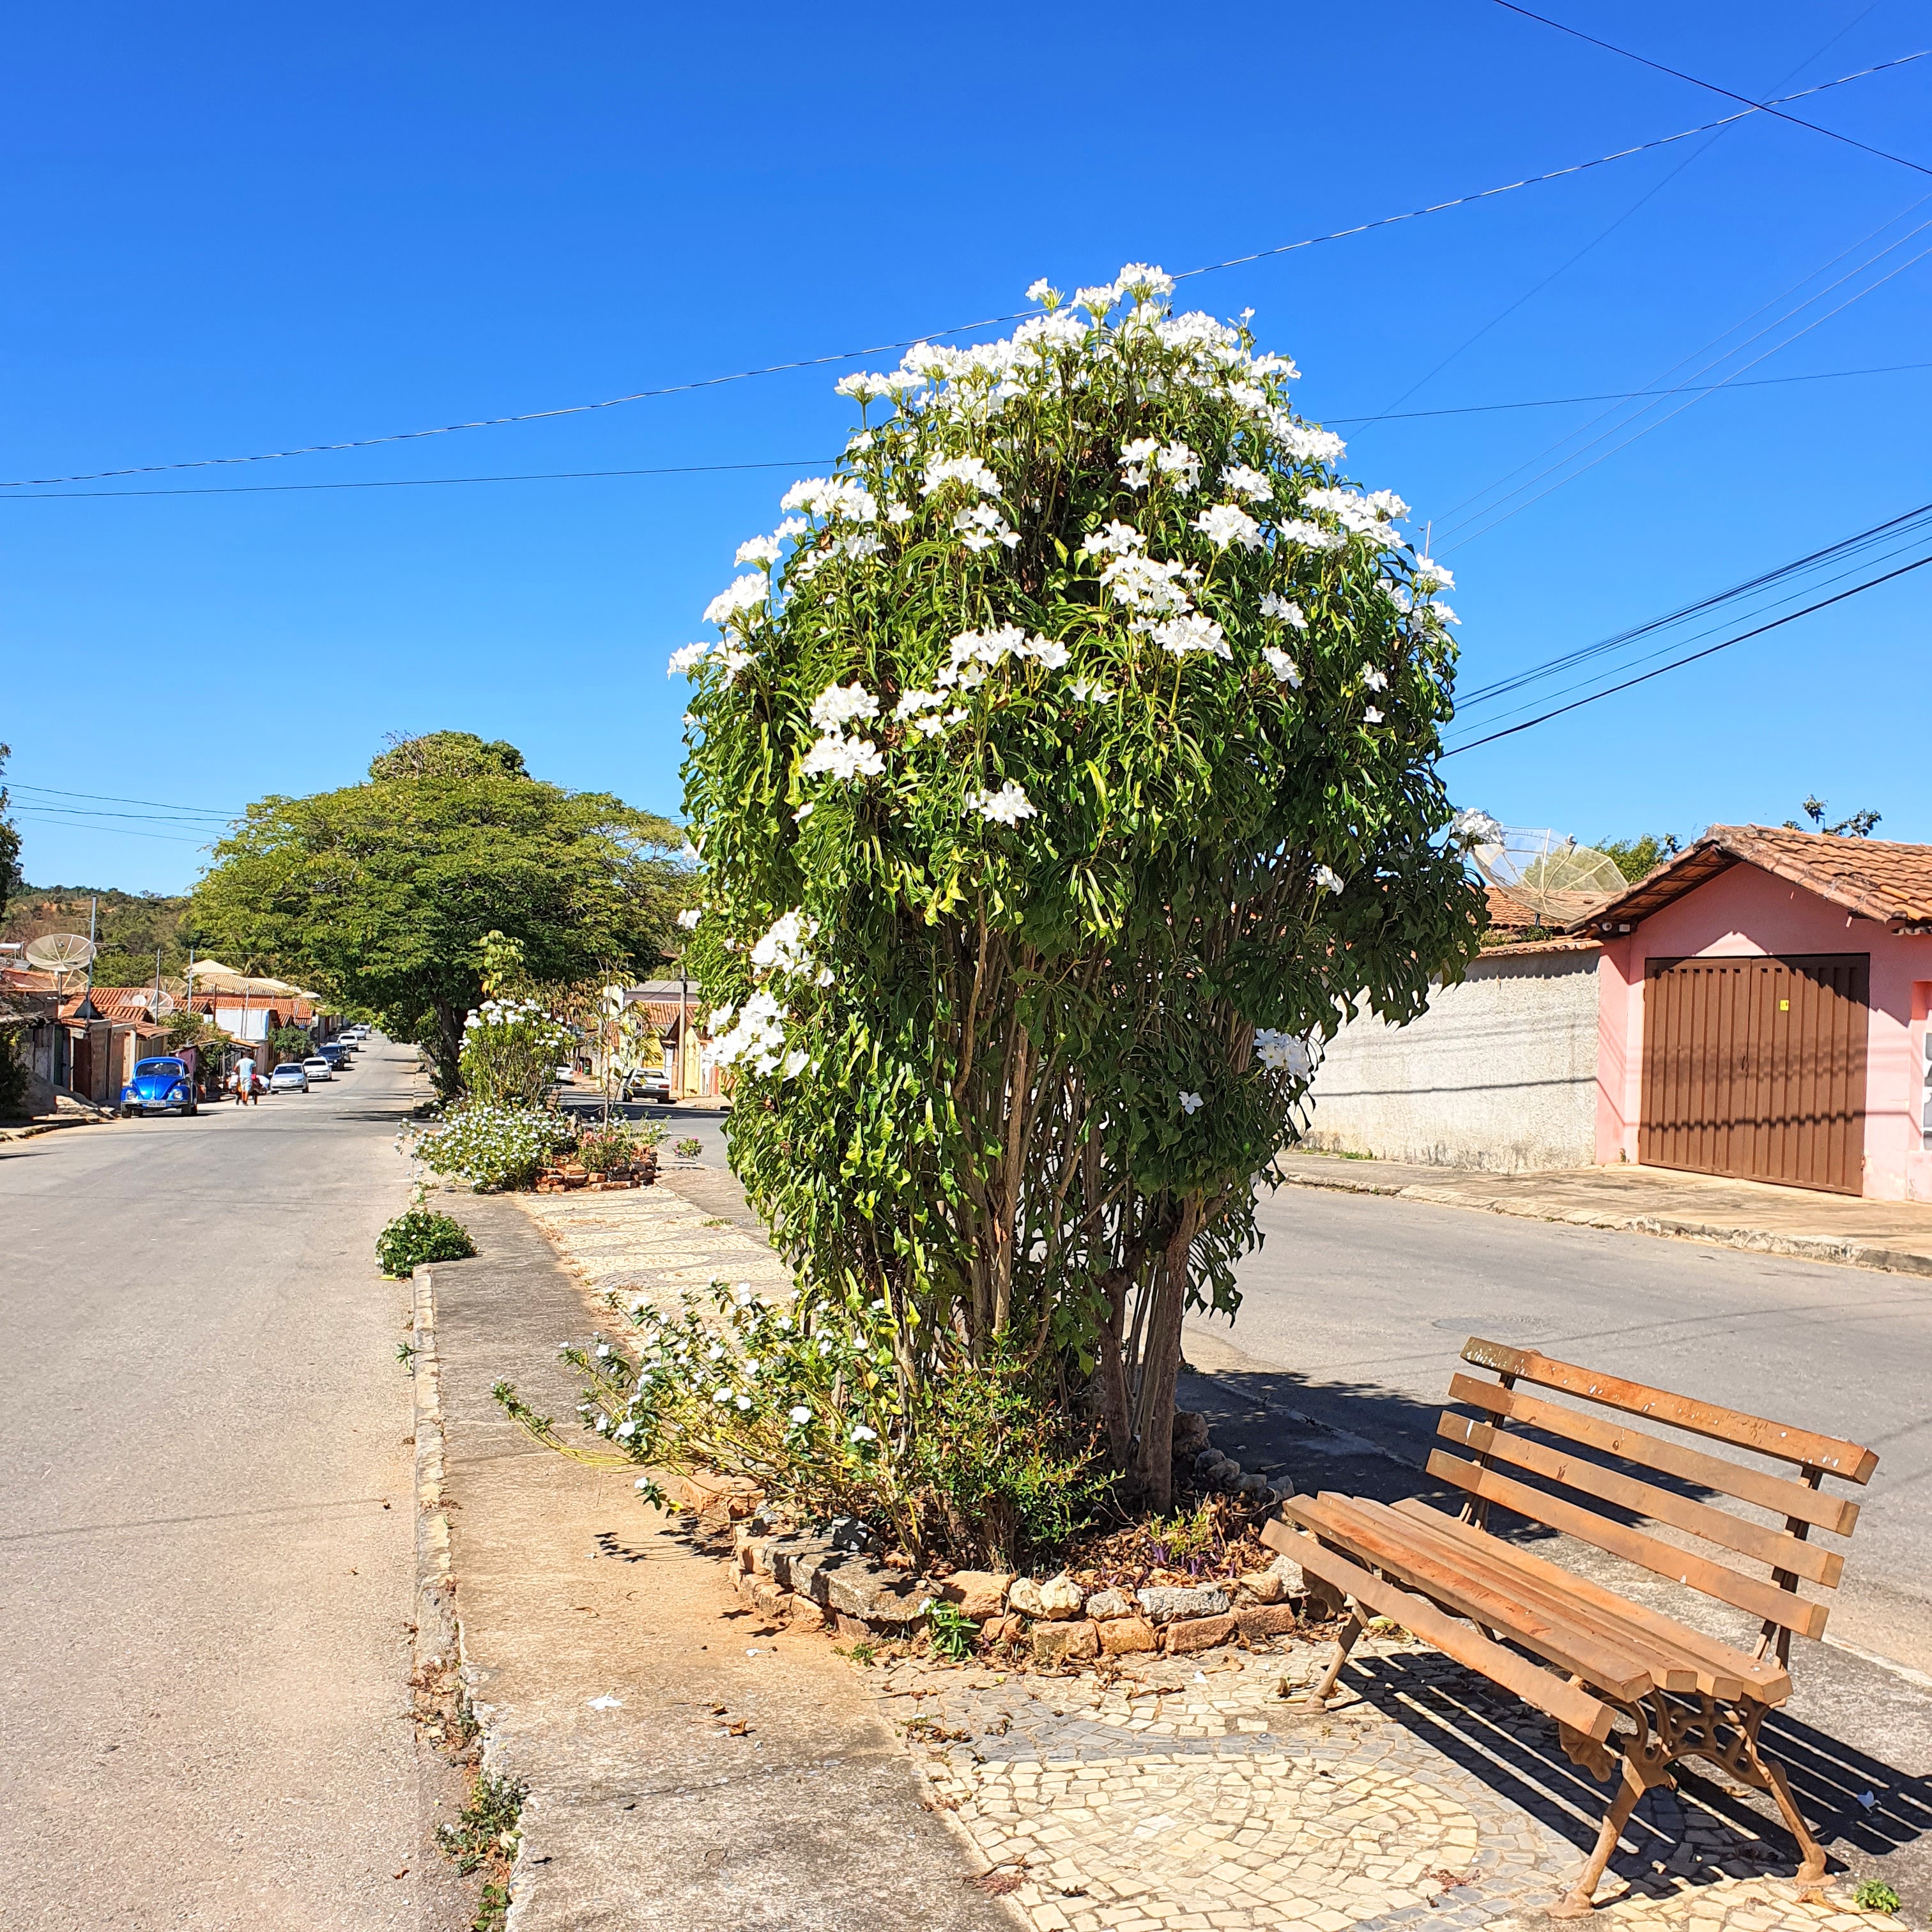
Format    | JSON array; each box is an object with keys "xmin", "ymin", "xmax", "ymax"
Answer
[
  {"xmin": 1786, "ymin": 795, "xmax": 1880, "ymax": 839},
  {"xmin": 192, "ymin": 733, "xmax": 684, "ymax": 1091},
  {"xmin": 0, "ymin": 745, "xmax": 21, "ymax": 923},
  {"xmin": 1597, "ymin": 833, "xmax": 1682, "ymax": 884}
]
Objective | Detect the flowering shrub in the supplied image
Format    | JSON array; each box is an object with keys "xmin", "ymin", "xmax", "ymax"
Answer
[
  {"xmin": 668, "ymin": 266, "xmax": 1483, "ymax": 1514},
  {"xmin": 576, "ymin": 1117, "xmax": 661, "ymax": 1172},
  {"xmin": 459, "ymin": 998, "xmax": 576, "ymax": 1108},
  {"xmin": 417, "ymin": 1103, "xmax": 576, "ymax": 1191},
  {"xmin": 500, "ymin": 1278, "xmax": 1100, "ymax": 1567},
  {"xmin": 376, "ymin": 1207, "xmax": 477, "ymax": 1277}
]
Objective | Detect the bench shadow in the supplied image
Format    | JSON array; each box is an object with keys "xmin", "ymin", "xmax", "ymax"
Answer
[{"xmin": 1340, "ymin": 1651, "xmax": 1932, "ymax": 1894}]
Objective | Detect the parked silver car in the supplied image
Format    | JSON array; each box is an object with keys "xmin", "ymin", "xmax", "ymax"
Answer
[{"xmin": 302, "ymin": 1055, "xmax": 334, "ymax": 1083}]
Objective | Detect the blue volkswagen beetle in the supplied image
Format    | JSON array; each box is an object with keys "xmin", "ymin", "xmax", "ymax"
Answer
[{"xmin": 120, "ymin": 1056, "xmax": 200, "ymax": 1117}]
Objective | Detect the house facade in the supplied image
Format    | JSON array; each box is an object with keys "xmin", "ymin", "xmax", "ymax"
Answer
[
  {"xmin": 1576, "ymin": 825, "xmax": 1932, "ymax": 1202},
  {"xmin": 1299, "ymin": 825, "xmax": 1932, "ymax": 1202}
]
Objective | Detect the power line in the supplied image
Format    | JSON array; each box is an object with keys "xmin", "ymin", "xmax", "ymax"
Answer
[
  {"xmin": 0, "ymin": 364, "xmax": 1922, "ymax": 507},
  {"xmin": 9, "ymin": 781, "xmax": 240, "ymax": 813},
  {"xmin": 0, "ymin": 457, "xmax": 836, "ymax": 503},
  {"xmin": 7, "ymin": 811, "xmax": 217, "ymax": 845},
  {"xmin": 1487, "ymin": 1, "xmax": 1932, "ymax": 178},
  {"xmin": 1441, "ymin": 554, "xmax": 1932, "ymax": 755},
  {"xmin": 1457, "ymin": 499, "xmax": 1932, "ymax": 709},
  {"xmin": 0, "ymin": 54, "xmax": 1917, "ymax": 494}
]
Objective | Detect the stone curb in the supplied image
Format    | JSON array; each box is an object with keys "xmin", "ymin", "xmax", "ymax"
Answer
[
  {"xmin": 1276, "ymin": 1166, "xmax": 1932, "ymax": 1281},
  {"xmin": 410, "ymin": 1266, "xmax": 459, "ymax": 1684},
  {"xmin": 0, "ymin": 1114, "xmax": 102, "ymax": 1142}
]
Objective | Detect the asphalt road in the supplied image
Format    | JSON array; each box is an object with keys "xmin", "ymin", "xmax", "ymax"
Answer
[
  {"xmin": 1189, "ymin": 1182, "xmax": 1932, "ymax": 1674},
  {"xmin": 0, "ymin": 1043, "xmax": 469, "ymax": 1930}
]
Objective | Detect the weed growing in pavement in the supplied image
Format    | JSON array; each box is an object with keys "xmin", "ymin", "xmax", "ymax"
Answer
[
  {"xmin": 674, "ymin": 1136, "xmax": 703, "ymax": 1160},
  {"xmin": 1852, "ymin": 1880, "xmax": 1900, "ymax": 1914},
  {"xmin": 377, "ymin": 1207, "xmax": 477, "ymax": 1278},
  {"xmin": 436, "ymin": 1770, "xmax": 526, "ymax": 1876},
  {"xmin": 395, "ymin": 1340, "xmax": 418, "ymax": 1370},
  {"xmin": 471, "ymin": 1880, "xmax": 511, "ymax": 1932}
]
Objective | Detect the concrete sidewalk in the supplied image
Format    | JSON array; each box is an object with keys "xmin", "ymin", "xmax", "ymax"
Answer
[
  {"xmin": 421, "ymin": 1190, "xmax": 1011, "ymax": 1932},
  {"xmin": 1274, "ymin": 1151, "xmax": 1932, "ymax": 1279}
]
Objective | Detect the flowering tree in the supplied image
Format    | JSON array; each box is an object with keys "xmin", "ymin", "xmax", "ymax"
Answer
[{"xmin": 674, "ymin": 267, "xmax": 1481, "ymax": 1512}]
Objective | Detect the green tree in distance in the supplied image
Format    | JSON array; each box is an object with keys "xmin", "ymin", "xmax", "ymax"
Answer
[
  {"xmin": 1597, "ymin": 833, "xmax": 1682, "ymax": 884},
  {"xmin": 1785, "ymin": 795, "xmax": 1881, "ymax": 839},
  {"xmin": 193, "ymin": 732, "xmax": 683, "ymax": 1094},
  {"xmin": 0, "ymin": 745, "xmax": 22, "ymax": 922}
]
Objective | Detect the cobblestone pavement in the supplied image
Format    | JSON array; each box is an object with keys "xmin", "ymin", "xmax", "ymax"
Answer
[
  {"xmin": 876, "ymin": 1641, "xmax": 1882, "ymax": 1931},
  {"xmin": 511, "ymin": 1176, "xmax": 791, "ymax": 1309},
  {"xmin": 508, "ymin": 1181, "xmax": 1897, "ymax": 1929}
]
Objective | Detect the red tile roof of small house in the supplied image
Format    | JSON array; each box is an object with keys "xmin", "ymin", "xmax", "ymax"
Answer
[{"xmin": 1568, "ymin": 824, "xmax": 1932, "ymax": 935}]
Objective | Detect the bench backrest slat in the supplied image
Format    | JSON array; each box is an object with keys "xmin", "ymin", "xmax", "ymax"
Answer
[
  {"xmin": 1462, "ymin": 1338, "xmax": 1876, "ymax": 1482},
  {"xmin": 1428, "ymin": 1448, "xmax": 1830, "ymax": 1637},
  {"xmin": 1447, "ymin": 1374, "xmax": 1861, "ymax": 1537},
  {"xmin": 1436, "ymin": 1414, "xmax": 1844, "ymax": 1588}
]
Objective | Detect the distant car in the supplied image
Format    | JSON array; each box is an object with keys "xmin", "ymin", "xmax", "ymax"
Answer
[
  {"xmin": 553, "ymin": 1065, "xmax": 575, "ymax": 1084},
  {"xmin": 269, "ymin": 1062, "xmax": 310, "ymax": 1093},
  {"xmin": 120, "ymin": 1056, "xmax": 199, "ymax": 1117},
  {"xmin": 302, "ymin": 1055, "xmax": 334, "ymax": 1082},
  {"xmin": 318, "ymin": 1041, "xmax": 350, "ymax": 1069},
  {"xmin": 622, "ymin": 1066, "xmax": 673, "ymax": 1103}
]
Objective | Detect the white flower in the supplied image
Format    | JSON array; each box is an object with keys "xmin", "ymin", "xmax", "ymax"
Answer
[
  {"xmin": 1081, "ymin": 519, "xmax": 1145, "ymax": 558},
  {"xmin": 921, "ymin": 454, "xmax": 1002, "ymax": 499},
  {"xmin": 1153, "ymin": 612, "xmax": 1230, "ymax": 659},
  {"xmin": 967, "ymin": 779, "xmax": 1037, "ymax": 826},
  {"xmin": 1068, "ymin": 678, "xmax": 1115, "ymax": 703},
  {"xmin": 1363, "ymin": 706, "xmax": 1383, "ymax": 724},
  {"xmin": 1022, "ymin": 636, "xmax": 1070, "ymax": 671},
  {"xmin": 703, "ymin": 576, "xmax": 767, "ymax": 627},
  {"xmin": 1262, "ymin": 647, "xmax": 1301, "ymax": 687},
  {"xmin": 749, "ymin": 909, "xmax": 819, "ymax": 979},
  {"xmin": 1259, "ymin": 592, "xmax": 1307, "ymax": 629},
  {"xmin": 734, "ymin": 1393, "xmax": 752, "ymax": 1411},
  {"xmin": 1276, "ymin": 518, "xmax": 1346, "ymax": 551},
  {"xmin": 781, "ymin": 1047, "xmax": 808, "ymax": 1079},
  {"xmin": 736, "ymin": 533, "xmax": 783, "ymax": 567},
  {"xmin": 1179, "ymin": 1091, "xmax": 1204, "ymax": 1116},
  {"xmin": 789, "ymin": 1404, "xmax": 813, "ymax": 1425},
  {"xmin": 667, "ymin": 641, "xmax": 712, "ymax": 677},
  {"xmin": 1154, "ymin": 440, "xmax": 1202, "ymax": 491},
  {"xmin": 1362, "ymin": 664, "xmax": 1388, "ymax": 692},
  {"xmin": 850, "ymin": 1423, "xmax": 879, "ymax": 1443},
  {"xmin": 1115, "ymin": 261, "xmax": 1175, "ymax": 300},
  {"xmin": 1273, "ymin": 421, "xmax": 1346, "ymax": 466},
  {"xmin": 800, "ymin": 734, "xmax": 885, "ymax": 781},
  {"xmin": 1100, "ymin": 549, "xmax": 1197, "ymax": 615},
  {"xmin": 1221, "ymin": 464, "xmax": 1273, "ymax": 503},
  {"xmin": 1074, "ymin": 283, "xmax": 1119, "ymax": 316},
  {"xmin": 884, "ymin": 501, "xmax": 914, "ymax": 525},
  {"xmin": 1119, "ymin": 436, "xmax": 1160, "ymax": 489},
  {"xmin": 894, "ymin": 688, "xmax": 946, "ymax": 720},
  {"xmin": 834, "ymin": 371, "xmax": 897, "ymax": 402},
  {"xmin": 1026, "ymin": 277, "xmax": 1061, "ymax": 307},
  {"xmin": 1254, "ymin": 1029, "xmax": 1313, "ymax": 1080},
  {"xmin": 677, "ymin": 908, "xmax": 701, "ymax": 930},
  {"xmin": 707, "ymin": 1341, "xmax": 724, "ymax": 1360},
  {"xmin": 1314, "ymin": 864, "xmax": 1346, "ymax": 894},
  {"xmin": 1193, "ymin": 502, "xmax": 1263, "ymax": 551},
  {"xmin": 1413, "ymin": 556, "xmax": 1454, "ymax": 589},
  {"xmin": 713, "ymin": 1386, "xmax": 733, "ymax": 1404},
  {"xmin": 779, "ymin": 476, "xmax": 877, "ymax": 523},
  {"xmin": 615, "ymin": 1419, "xmax": 637, "ymax": 1438},
  {"xmin": 810, "ymin": 681, "xmax": 880, "ymax": 730},
  {"xmin": 1427, "ymin": 600, "xmax": 1460, "ymax": 627}
]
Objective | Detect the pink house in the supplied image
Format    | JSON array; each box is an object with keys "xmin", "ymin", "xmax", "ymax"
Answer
[{"xmin": 1574, "ymin": 826, "xmax": 1932, "ymax": 1202}]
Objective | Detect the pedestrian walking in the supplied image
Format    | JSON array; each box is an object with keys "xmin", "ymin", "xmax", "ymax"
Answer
[{"xmin": 234, "ymin": 1054, "xmax": 257, "ymax": 1105}]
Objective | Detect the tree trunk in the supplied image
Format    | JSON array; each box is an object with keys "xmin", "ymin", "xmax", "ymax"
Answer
[
  {"xmin": 1097, "ymin": 1265, "xmax": 1132, "ymax": 1470},
  {"xmin": 433, "ymin": 999, "xmax": 466, "ymax": 1100},
  {"xmin": 1130, "ymin": 1195, "xmax": 1202, "ymax": 1510}
]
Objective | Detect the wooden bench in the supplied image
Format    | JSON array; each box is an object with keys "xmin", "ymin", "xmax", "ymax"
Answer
[{"xmin": 1259, "ymin": 1336, "xmax": 1877, "ymax": 1916}]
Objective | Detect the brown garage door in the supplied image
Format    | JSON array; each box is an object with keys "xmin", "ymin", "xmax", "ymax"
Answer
[{"xmin": 1640, "ymin": 954, "xmax": 1869, "ymax": 1195}]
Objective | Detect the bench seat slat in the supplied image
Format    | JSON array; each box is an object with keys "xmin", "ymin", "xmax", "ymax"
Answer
[
  {"xmin": 1277, "ymin": 1494, "xmax": 1659, "ymax": 1699},
  {"xmin": 1448, "ymin": 1374, "xmax": 1860, "ymax": 1537},
  {"xmin": 1436, "ymin": 1413, "xmax": 1846, "ymax": 1588},
  {"xmin": 1378, "ymin": 1498, "xmax": 1789, "ymax": 1701},
  {"xmin": 1461, "ymin": 1339, "xmax": 1877, "ymax": 1482},
  {"xmin": 1427, "ymin": 1449, "xmax": 1830, "ymax": 1639},
  {"xmin": 1266, "ymin": 1523, "xmax": 1617, "ymax": 1742}
]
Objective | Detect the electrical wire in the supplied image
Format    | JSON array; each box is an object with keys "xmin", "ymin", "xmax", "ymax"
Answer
[
  {"xmin": 0, "ymin": 54, "xmax": 1917, "ymax": 493},
  {"xmin": 6, "ymin": 811, "xmax": 217, "ymax": 845},
  {"xmin": 8, "ymin": 781, "xmax": 241, "ymax": 813},
  {"xmin": 1486, "ymin": 1, "xmax": 1932, "ymax": 179},
  {"xmin": 1457, "ymin": 499, "xmax": 1932, "ymax": 710},
  {"xmin": 1440, "ymin": 553, "xmax": 1932, "ymax": 756}
]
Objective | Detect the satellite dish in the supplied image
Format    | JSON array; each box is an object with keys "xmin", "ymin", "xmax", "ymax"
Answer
[
  {"xmin": 1462, "ymin": 821, "xmax": 1626, "ymax": 926},
  {"xmin": 147, "ymin": 987, "xmax": 178, "ymax": 1016},
  {"xmin": 24, "ymin": 933, "xmax": 97, "ymax": 978}
]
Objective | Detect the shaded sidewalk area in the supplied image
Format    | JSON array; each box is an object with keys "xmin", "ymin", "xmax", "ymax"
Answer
[
  {"xmin": 422, "ymin": 1192, "xmax": 1011, "ymax": 1931},
  {"xmin": 1275, "ymin": 1151, "xmax": 1932, "ymax": 1280}
]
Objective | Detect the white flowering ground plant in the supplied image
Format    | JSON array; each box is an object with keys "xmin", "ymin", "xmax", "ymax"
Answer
[
  {"xmin": 495, "ymin": 1277, "xmax": 1103, "ymax": 1565},
  {"xmin": 671, "ymin": 266, "xmax": 1483, "ymax": 1514},
  {"xmin": 417, "ymin": 1102, "xmax": 578, "ymax": 1192}
]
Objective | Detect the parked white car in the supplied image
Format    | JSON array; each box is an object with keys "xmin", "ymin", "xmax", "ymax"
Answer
[
  {"xmin": 302, "ymin": 1056, "xmax": 334, "ymax": 1083},
  {"xmin": 269, "ymin": 1063, "xmax": 310, "ymax": 1093}
]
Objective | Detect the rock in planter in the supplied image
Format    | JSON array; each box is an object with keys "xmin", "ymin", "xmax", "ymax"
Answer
[
  {"xmin": 1171, "ymin": 1410, "xmax": 1211, "ymax": 1458},
  {"xmin": 1098, "ymin": 1615, "xmax": 1158, "ymax": 1655},
  {"xmin": 1009, "ymin": 1574, "xmax": 1084, "ymax": 1621},
  {"xmin": 1031, "ymin": 1620, "xmax": 1099, "ymax": 1666},
  {"xmin": 1166, "ymin": 1611, "xmax": 1239, "ymax": 1654},
  {"xmin": 1236, "ymin": 1568, "xmax": 1285, "ymax": 1605},
  {"xmin": 1084, "ymin": 1587, "xmax": 1134, "ymax": 1621},
  {"xmin": 979, "ymin": 1614, "xmax": 1023, "ymax": 1647},
  {"xmin": 940, "ymin": 1572, "xmax": 1013, "ymax": 1621},
  {"xmin": 1135, "ymin": 1584, "xmax": 1232, "ymax": 1626}
]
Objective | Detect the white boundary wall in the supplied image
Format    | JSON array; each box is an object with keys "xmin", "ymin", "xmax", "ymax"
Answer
[{"xmin": 1300, "ymin": 945, "xmax": 1602, "ymax": 1173}]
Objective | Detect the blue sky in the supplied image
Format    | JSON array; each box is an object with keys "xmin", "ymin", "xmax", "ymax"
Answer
[{"xmin": 4, "ymin": 2, "xmax": 1927, "ymax": 893}]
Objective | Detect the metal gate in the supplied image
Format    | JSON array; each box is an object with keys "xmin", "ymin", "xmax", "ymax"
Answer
[{"xmin": 1639, "ymin": 954, "xmax": 1869, "ymax": 1195}]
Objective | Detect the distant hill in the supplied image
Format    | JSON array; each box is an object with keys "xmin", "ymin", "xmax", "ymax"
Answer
[{"xmin": 3, "ymin": 884, "xmax": 196, "ymax": 987}]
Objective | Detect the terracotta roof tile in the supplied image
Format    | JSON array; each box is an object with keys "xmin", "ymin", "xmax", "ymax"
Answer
[{"xmin": 1572, "ymin": 824, "xmax": 1932, "ymax": 932}]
